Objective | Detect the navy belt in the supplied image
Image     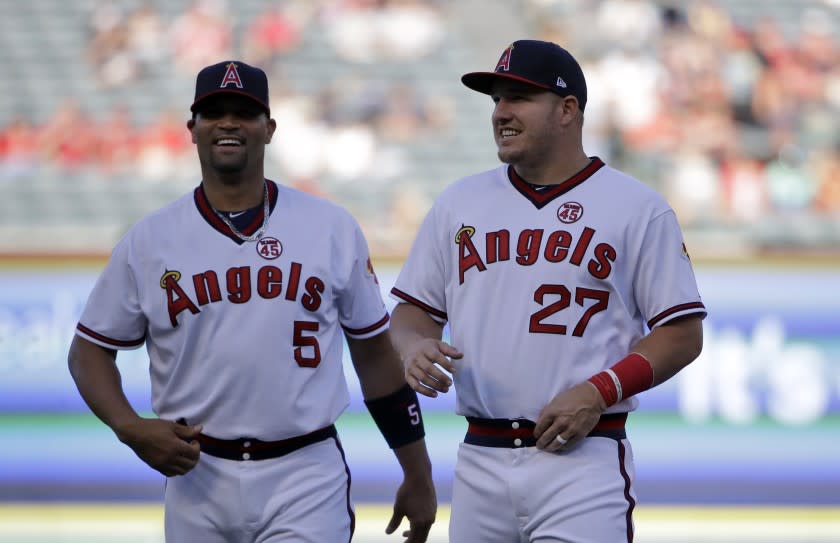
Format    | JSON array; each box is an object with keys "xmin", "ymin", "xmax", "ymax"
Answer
[
  {"xmin": 193, "ymin": 424, "xmax": 337, "ymax": 461},
  {"xmin": 465, "ymin": 413, "xmax": 627, "ymax": 448}
]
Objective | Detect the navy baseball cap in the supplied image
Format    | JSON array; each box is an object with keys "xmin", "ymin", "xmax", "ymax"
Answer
[
  {"xmin": 191, "ymin": 60, "xmax": 270, "ymax": 116},
  {"xmin": 461, "ymin": 40, "xmax": 587, "ymax": 111}
]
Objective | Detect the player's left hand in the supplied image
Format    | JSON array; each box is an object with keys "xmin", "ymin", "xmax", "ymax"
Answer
[
  {"xmin": 533, "ymin": 381, "xmax": 606, "ymax": 452},
  {"xmin": 402, "ymin": 338, "xmax": 461, "ymax": 398},
  {"xmin": 386, "ymin": 473, "xmax": 437, "ymax": 542}
]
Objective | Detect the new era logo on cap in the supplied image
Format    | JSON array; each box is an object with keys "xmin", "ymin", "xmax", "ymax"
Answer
[
  {"xmin": 462, "ymin": 40, "xmax": 587, "ymax": 111},
  {"xmin": 191, "ymin": 60, "xmax": 270, "ymax": 116}
]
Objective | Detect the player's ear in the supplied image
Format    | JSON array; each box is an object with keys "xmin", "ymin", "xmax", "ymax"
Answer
[
  {"xmin": 265, "ymin": 118, "xmax": 277, "ymax": 144},
  {"xmin": 556, "ymin": 95, "xmax": 581, "ymax": 126},
  {"xmin": 186, "ymin": 118, "xmax": 197, "ymax": 143},
  {"xmin": 564, "ymin": 96, "xmax": 581, "ymax": 118}
]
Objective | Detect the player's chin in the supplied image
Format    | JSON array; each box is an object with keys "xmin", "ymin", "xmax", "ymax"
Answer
[
  {"xmin": 210, "ymin": 156, "xmax": 248, "ymax": 173},
  {"xmin": 496, "ymin": 143, "xmax": 521, "ymax": 164}
]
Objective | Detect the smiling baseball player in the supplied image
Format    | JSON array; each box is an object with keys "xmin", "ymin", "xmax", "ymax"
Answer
[
  {"xmin": 389, "ymin": 40, "xmax": 706, "ymax": 542},
  {"xmin": 68, "ymin": 60, "xmax": 436, "ymax": 543}
]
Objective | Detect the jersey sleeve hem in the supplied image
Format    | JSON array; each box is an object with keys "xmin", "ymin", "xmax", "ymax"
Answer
[
  {"xmin": 342, "ymin": 313, "xmax": 390, "ymax": 339},
  {"xmin": 647, "ymin": 302, "xmax": 707, "ymax": 329},
  {"xmin": 390, "ymin": 288, "xmax": 447, "ymax": 323},
  {"xmin": 75, "ymin": 323, "xmax": 146, "ymax": 350}
]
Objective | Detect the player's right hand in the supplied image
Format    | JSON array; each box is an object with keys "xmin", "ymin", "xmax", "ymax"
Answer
[
  {"xmin": 387, "ymin": 470, "xmax": 437, "ymax": 542},
  {"xmin": 402, "ymin": 338, "xmax": 462, "ymax": 398},
  {"xmin": 115, "ymin": 418, "xmax": 203, "ymax": 477}
]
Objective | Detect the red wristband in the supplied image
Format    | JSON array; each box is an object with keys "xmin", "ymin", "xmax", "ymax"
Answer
[{"xmin": 587, "ymin": 353, "xmax": 654, "ymax": 407}]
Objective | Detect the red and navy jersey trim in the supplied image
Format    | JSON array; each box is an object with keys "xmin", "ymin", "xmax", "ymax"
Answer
[
  {"xmin": 508, "ymin": 157, "xmax": 605, "ymax": 209},
  {"xmin": 194, "ymin": 179, "xmax": 279, "ymax": 244},
  {"xmin": 342, "ymin": 313, "xmax": 390, "ymax": 336},
  {"xmin": 391, "ymin": 288, "xmax": 447, "ymax": 321},
  {"xmin": 76, "ymin": 323, "xmax": 145, "ymax": 348},
  {"xmin": 647, "ymin": 302, "xmax": 706, "ymax": 329}
]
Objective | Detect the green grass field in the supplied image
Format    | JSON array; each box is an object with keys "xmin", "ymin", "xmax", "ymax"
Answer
[{"xmin": 1, "ymin": 504, "xmax": 839, "ymax": 542}]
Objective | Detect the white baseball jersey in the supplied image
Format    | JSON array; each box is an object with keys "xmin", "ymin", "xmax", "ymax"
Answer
[
  {"xmin": 392, "ymin": 158, "xmax": 706, "ymax": 420},
  {"xmin": 76, "ymin": 180, "xmax": 388, "ymax": 440}
]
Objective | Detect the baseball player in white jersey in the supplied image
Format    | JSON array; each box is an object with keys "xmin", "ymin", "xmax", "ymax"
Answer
[
  {"xmin": 389, "ymin": 40, "xmax": 706, "ymax": 542},
  {"xmin": 68, "ymin": 60, "xmax": 436, "ymax": 543}
]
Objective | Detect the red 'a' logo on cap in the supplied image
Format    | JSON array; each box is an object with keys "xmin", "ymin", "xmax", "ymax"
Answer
[
  {"xmin": 495, "ymin": 44, "xmax": 513, "ymax": 72},
  {"xmin": 220, "ymin": 62, "xmax": 243, "ymax": 89}
]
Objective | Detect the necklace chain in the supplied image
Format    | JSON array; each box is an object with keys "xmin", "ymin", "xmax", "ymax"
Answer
[{"xmin": 212, "ymin": 182, "xmax": 270, "ymax": 242}]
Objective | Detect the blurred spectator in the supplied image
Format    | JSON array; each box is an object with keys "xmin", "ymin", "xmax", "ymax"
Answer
[
  {"xmin": 267, "ymin": 88, "xmax": 330, "ymax": 182},
  {"xmin": 386, "ymin": 182, "xmax": 432, "ymax": 249},
  {"xmin": 87, "ymin": 1, "xmax": 139, "ymax": 88},
  {"xmin": 96, "ymin": 105, "xmax": 139, "ymax": 177},
  {"xmin": 686, "ymin": 0, "xmax": 732, "ymax": 43},
  {"xmin": 125, "ymin": 2, "xmax": 168, "ymax": 72},
  {"xmin": 797, "ymin": 8, "xmax": 837, "ymax": 75},
  {"xmin": 658, "ymin": 9, "xmax": 722, "ymax": 110},
  {"xmin": 135, "ymin": 109, "xmax": 193, "ymax": 182},
  {"xmin": 169, "ymin": 0, "xmax": 233, "ymax": 73},
  {"xmin": 322, "ymin": 122, "xmax": 379, "ymax": 180},
  {"xmin": 321, "ymin": 0, "xmax": 444, "ymax": 63},
  {"xmin": 720, "ymin": 152, "xmax": 768, "ymax": 223},
  {"xmin": 242, "ymin": 2, "xmax": 308, "ymax": 66},
  {"xmin": 377, "ymin": 0, "xmax": 445, "ymax": 60},
  {"xmin": 595, "ymin": 0, "xmax": 661, "ymax": 49},
  {"xmin": 720, "ymin": 27, "xmax": 763, "ymax": 126},
  {"xmin": 371, "ymin": 82, "xmax": 453, "ymax": 143},
  {"xmin": 664, "ymin": 147, "xmax": 723, "ymax": 226},
  {"xmin": 751, "ymin": 16, "xmax": 791, "ymax": 68},
  {"xmin": 3, "ymin": 0, "xmax": 840, "ymax": 255},
  {"xmin": 319, "ymin": 0, "xmax": 375, "ymax": 63},
  {"xmin": 750, "ymin": 58, "xmax": 799, "ymax": 155},
  {"xmin": 811, "ymin": 146, "xmax": 840, "ymax": 214},
  {"xmin": 38, "ymin": 99, "xmax": 99, "ymax": 173},
  {"xmin": 596, "ymin": 47, "xmax": 665, "ymax": 143},
  {"xmin": 826, "ymin": 63, "xmax": 840, "ymax": 110},
  {"xmin": 765, "ymin": 145, "xmax": 819, "ymax": 212},
  {"xmin": 266, "ymin": 76, "xmax": 418, "ymax": 191},
  {"xmin": 678, "ymin": 103, "xmax": 739, "ymax": 158},
  {"xmin": 0, "ymin": 117, "xmax": 40, "ymax": 181}
]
